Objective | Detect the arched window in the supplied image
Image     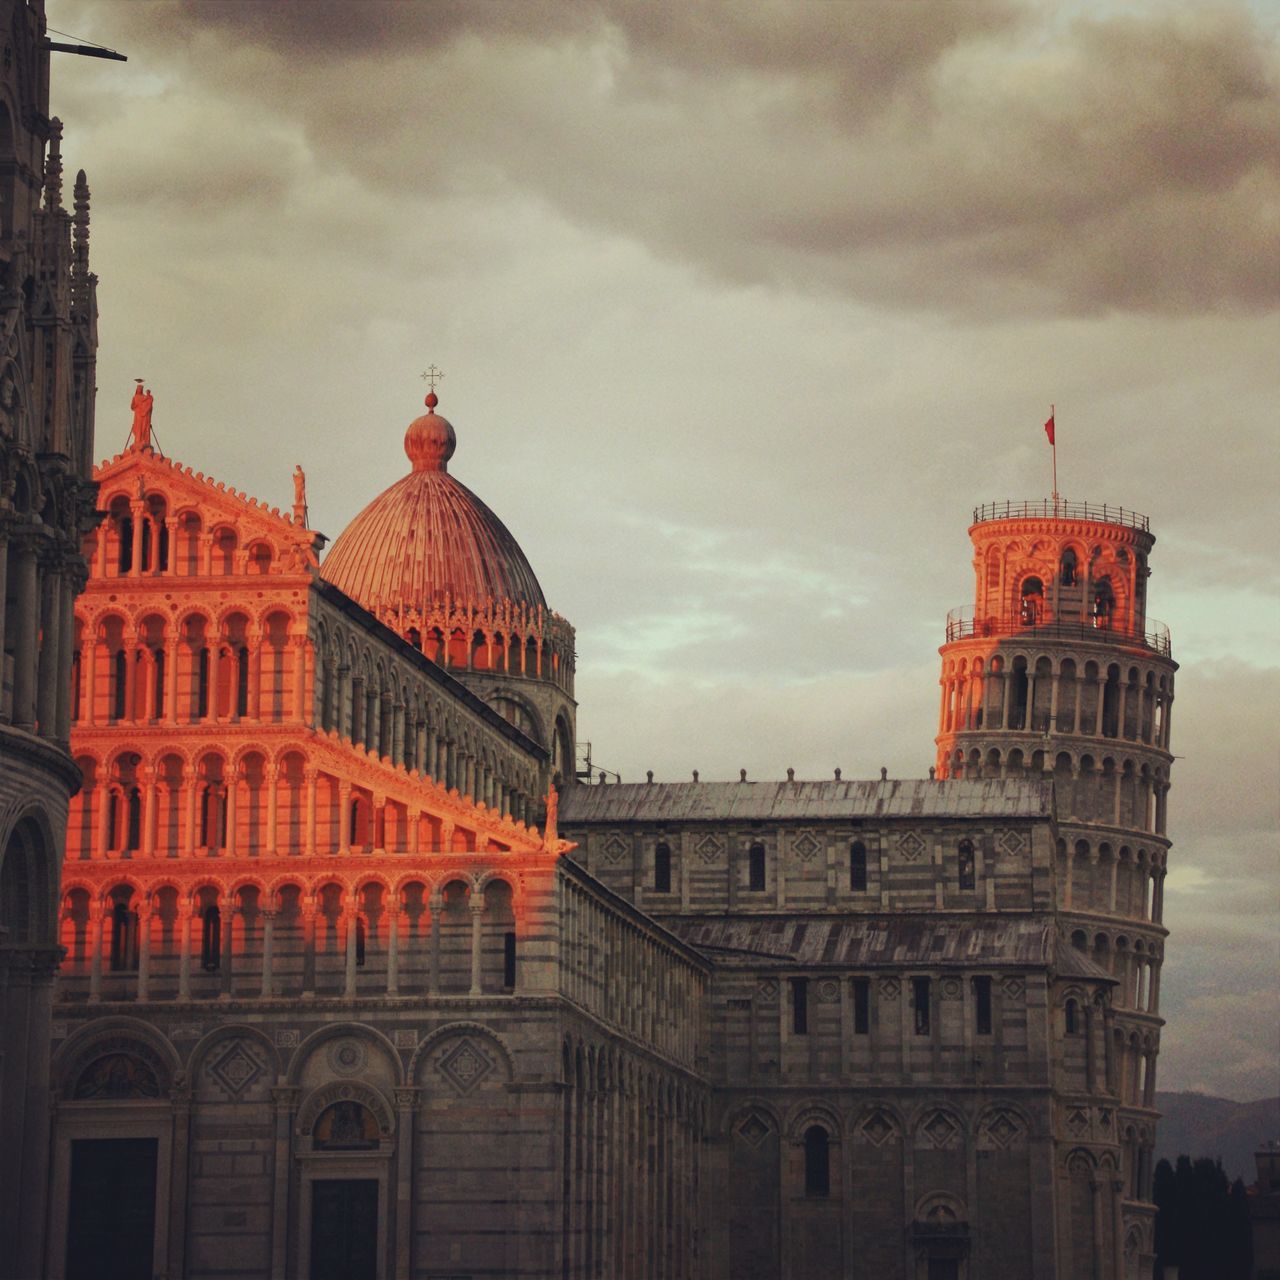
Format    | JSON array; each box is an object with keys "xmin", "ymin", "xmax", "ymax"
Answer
[
  {"xmin": 109, "ymin": 902, "xmax": 137, "ymax": 971},
  {"xmin": 1020, "ymin": 577, "xmax": 1044, "ymax": 625},
  {"xmin": 748, "ymin": 843, "xmax": 766, "ymax": 892},
  {"xmin": 850, "ymin": 841, "xmax": 868, "ymax": 892},
  {"xmin": 654, "ymin": 843, "xmax": 672, "ymax": 893},
  {"xmin": 1060, "ymin": 548, "xmax": 1078, "ymax": 586},
  {"xmin": 803, "ymin": 1126, "xmax": 830, "ymax": 1197},
  {"xmin": 958, "ymin": 839, "xmax": 975, "ymax": 891},
  {"xmin": 112, "ymin": 649, "xmax": 127, "ymax": 721},
  {"xmin": 355, "ymin": 916, "xmax": 366, "ymax": 967},
  {"xmin": 1093, "ymin": 576, "xmax": 1115, "ymax": 628},
  {"xmin": 201, "ymin": 905, "xmax": 221, "ymax": 971},
  {"xmin": 1065, "ymin": 998, "xmax": 1078, "ymax": 1035},
  {"xmin": 124, "ymin": 787, "xmax": 142, "ymax": 852}
]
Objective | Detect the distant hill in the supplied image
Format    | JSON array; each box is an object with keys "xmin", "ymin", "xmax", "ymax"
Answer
[{"xmin": 1154, "ymin": 1092, "xmax": 1280, "ymax": 1184}]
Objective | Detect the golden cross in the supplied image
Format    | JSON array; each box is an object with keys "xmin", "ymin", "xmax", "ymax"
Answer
[{"xmin": 420, "ymin": 365, "xmax": 445, "ymax": 391}]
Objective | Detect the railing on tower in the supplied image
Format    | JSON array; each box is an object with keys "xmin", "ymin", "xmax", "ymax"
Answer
[
  {"xmin": 971, "ymin": 499, "xmax": 1150, "ymax": 532},
  {"xmin": 945, "ymin": 606, "xmax": 1172, "ymax": 657}
]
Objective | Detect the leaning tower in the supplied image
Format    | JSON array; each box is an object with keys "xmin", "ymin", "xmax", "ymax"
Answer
[{"xmin": 936, "ymin": 497, "xmax": 1175, "ymax": 1274}]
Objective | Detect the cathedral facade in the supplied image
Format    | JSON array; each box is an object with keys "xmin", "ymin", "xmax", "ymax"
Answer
[
  {"xmin": 0, "ymin": 3, "xmax": 100, "ymax": 1277},
  {"xmin": 37, "ymin": 375, "xmax": 1174, "ymax": 1280}
]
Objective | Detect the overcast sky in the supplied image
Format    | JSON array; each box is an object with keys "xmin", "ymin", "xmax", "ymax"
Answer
[{"xmin": 52, "ymin": 0, "xmax": 1278, "ymax": 1101}]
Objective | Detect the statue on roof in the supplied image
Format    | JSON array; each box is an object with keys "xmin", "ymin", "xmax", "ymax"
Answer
[
  {"xmin": 543, "ymin": 783, "xmax": 559, "ymax": 852},
  {"xmin": 292, "ymin": 464, "xmax": 308, "ymax": 526},
  {"xmin": 130, "ymin": 381, "xmax": 153, "ymax": 452}
]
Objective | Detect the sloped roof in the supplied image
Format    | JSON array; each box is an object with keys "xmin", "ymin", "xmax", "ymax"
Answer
[
  {"xmin": 666, "ymin": 915, "xmax": 1053, "ymax": 967},
  {"xmin": 559, "ymin": 778, "xmax": 1051, "ymax": 825}
]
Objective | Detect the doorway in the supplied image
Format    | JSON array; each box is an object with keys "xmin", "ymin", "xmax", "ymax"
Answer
[
  {"xmin": 65, "ymin": 1138, "xmax": 157, "ymax": 1280},
  {"xmin": 310, "ymin": 1178, "xmax": 378, "ymax": 1280}
]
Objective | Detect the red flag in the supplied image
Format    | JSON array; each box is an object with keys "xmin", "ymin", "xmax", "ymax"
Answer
[{"xmin": 1044, "ymin": 412, "xmax": 1055, "ymax": 446}]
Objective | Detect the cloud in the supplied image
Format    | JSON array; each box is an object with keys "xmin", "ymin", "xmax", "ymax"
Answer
[{"xmin": 64, "ymin": 0, "xmax": 1279, "ymax": 317}]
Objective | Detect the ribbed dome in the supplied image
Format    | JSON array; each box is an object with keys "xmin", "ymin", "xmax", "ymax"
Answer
[{"xmin": 321, "ymin": 397, "xmax": 547, "ymax": 619}]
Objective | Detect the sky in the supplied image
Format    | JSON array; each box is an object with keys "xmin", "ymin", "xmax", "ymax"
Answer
[{"xmin": 50, "ymin": 0, "xmax": 1278, "ymax": 1101}]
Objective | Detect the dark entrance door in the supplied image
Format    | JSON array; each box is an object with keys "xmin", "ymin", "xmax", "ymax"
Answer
[
  {"xmin": 310, "ymin": 1179, "xmax": 378, "ymax": 1280},
  {"xmin": 65, "ymin": 1138, "xmax": 157, "ymax": 1280}
]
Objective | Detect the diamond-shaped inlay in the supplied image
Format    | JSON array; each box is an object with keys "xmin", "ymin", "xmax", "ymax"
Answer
[
  {"xmin": 860, "ymin": 1110, "xmax": 896, "ymax": 1147},
  {"xmin": 792, "ymin": 831, "xmax": 821, "ymax": 862},
  {"xmin": 880, "ymin": 977, "xmax": 900, "ymax": 1000},
  {"xmin": 921, "ymin": 1110, "xmax": 960, "ymax": 1149},
  {"xmin": 1002, "ymin": 976, "xmax": 1025, "ymax": 999},
  {"xmin": 1066, "ymin": 1107, "xmax": 1090, "ymax": 1136},
  {"xmin": 736, "ymin": 1114, "xmax": 770, "ymax": 1148},
  {"xmin": 436, "ymin": 1037, "xmax": 494, "ymax": 1096},
  {"xmin": 898, "ymin": 831, "xmax": 926, "ymax": 862},
  {"xmin": 601, "ymin": 833, "xmax": 629, "ymax": 864},
  {"xmin": 208, "ymin": 1041, "xmax": 265, "ymax": 1098},
  {"xmin": 695, "ymin": 833, "xmax": 725, "ymax": 863},
  {"xmin": 985, "ymin": 1110, "xmax": 1021, "ymax": 1148},
  {"xmin": 758, "ymin": 978, "xmax": 779, "ymax": 999},
  {"xmin": 998, "ymin": 829, "xmax": 1025, "ymax": 856}
]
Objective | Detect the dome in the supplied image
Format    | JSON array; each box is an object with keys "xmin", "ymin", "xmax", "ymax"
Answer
[{"xmin": 321, "ymin": 394, "xmax": 547, "ymax": 622}]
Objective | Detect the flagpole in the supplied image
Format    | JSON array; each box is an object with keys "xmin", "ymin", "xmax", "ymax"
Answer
[{"xmin": 1050, "ymin": 403, "xmax": 1058, "ymax": 506}]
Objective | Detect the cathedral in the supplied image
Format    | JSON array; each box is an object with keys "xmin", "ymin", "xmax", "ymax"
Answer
[{"xmin": 0, "ymin": 6, "xmax": 1176, "ymax": 1280}]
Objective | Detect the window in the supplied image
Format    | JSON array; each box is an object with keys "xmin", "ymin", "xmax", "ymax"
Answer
[
  {"xmin": 791, "ymin": 977, "xmax": 809, "ymax": 1035},
  {"xmin": 1093, "ymin": 577, "xmax": 1115, "ymax": 628},
  {"xmin": 850, "ymin": 841, "xmax": 868, "ymax": 892},
  {"xmin": 354, "ymin": 917, "xmax": 366, "ymax": 967},
  {"xmin": 654, "ymin": 843, "xmax": 672, "ymax": 893},
  {"xmin": 912, "ymin": 977, "xmax": 931, "ymax": 1035},
  {"xmin": 958, "ymin": 839, "xmax": 975, "ymax": 891},
  {"xmin": 196, "ymin": 647, "xmax": 210, "ymax": 719},
  {"xmin": 126, "ymin": 788, "xmax": 141, "ymax": 852},
  {"xmin": 235, "ymin": 644, "xmax": 249, "ymax": 717},
  {"xmin": 504, "ymin": 931, "xmax": 517, "ymax": 989},
  {"xmin": 1065, "ymin": 998, "xmax": 1078, "ymax": 1035},
  {"xmin": 748, "ymin": 843, "xmax": 766, "ymax": 892},
  {"xmin": 1020, "ymin": 577, "xmax": 1044, "ymax": 625},
  {"xmin": 108, "ymin": 902, "xmax": 137, "ymax": 971},
  {"xmin": 853, "ymin": 977, "xmax": 870, "ymax": 1034},
  {"xmin": 112, "ymin": 650, "xmax": 127, "ymax": 720},
  {"xmin": 153, "ymin": 649, "xmax": 165, "ymax": 719},
  {"xmin": 1060, "ymin": 548, "xmax": 1078, "ymax": 585},
  {"xmin": 201, "ymin": 905, "xmax": 221, "ymax": 971},
  {"xmin": 973, "ymin": 976, "xmax": 993, "ymax": 1035},
  {"xmin": 804, "ymin": 1126, "xmax": 830, "ymax": 1197}
]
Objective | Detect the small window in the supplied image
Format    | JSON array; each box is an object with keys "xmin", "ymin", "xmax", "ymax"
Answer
[
  {"xmin": 958, "ymin": 839, "xmax": 976, "ymax": 891},
  {"xmin": 654, "ymin": 843, "xmax": 672, "ymax": 893},
  {"xmin": 850, "ymin": 841, "xmax": 868, "ymax": 892},
  {"xmin": 503, "ymin": 931, "xmax": 517, "ymax": 989},
  {"xmin": 201, "ymin": 905, "xmax": 221, "ymax": 971},
  {"xmin": 804, "ymin": 1126, "xmax": 830, "ymax": 1197},
  {"xmin": 1065, "ymin": 998, "xmax": 1078, "ymax": 1035},
  {"xmin": 1060, "ymin": 548, "xmax": 1078, "ymax": 586},
  {"xmin": 126, "ymin": 788, "xmax": 142, "ymax": 852},
  {"xmin": 1020, "ymin": 577, "xmax": 1044, "ymax": 625},
  {"xmin": 355, "ymin": 917, "xmax": 366, "ymax": 967},
  {"xmin": 853, "ymin": 977, "xmax": 870, "ymax": 1034},
  {"xmin": 973, "ymin": 976, "xmax": 993, "ymax": 1035},
  {"xmin": 913, "ymin": 977, "xmax": 931, "ymax": 1036},
  {"xmin": 791, "ymin": 977, "xmax": 809, "ymax": 1035},
  {"xmin": 748, "ymin": 843, "xmax": 766, "ymax": 892}
]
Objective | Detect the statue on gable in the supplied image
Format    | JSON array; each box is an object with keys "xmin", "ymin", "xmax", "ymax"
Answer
[
  {"xmin": 292, "ymin": 463, "xmax": 308, "ymax": 525},
  {"xmin": 130, "ymin": 380, "xmax": 154, "ymax": 452}
]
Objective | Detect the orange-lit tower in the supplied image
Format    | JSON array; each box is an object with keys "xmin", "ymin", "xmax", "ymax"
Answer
[{"xmin": 936, "ymin": 497, "xmax": 1175, "ymax": 1273}]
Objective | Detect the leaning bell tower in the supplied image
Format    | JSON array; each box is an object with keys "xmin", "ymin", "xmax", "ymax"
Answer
[{"xmin": 935, "ymin": 496, "xmax": 1176, "ymax": 1270}]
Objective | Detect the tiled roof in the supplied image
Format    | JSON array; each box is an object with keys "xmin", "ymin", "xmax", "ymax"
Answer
[
  {"xmin": 666, "ymin": 915, "xmax": 1053, "ymax": 966},
  {"xmin": 559, "ymin": 778, "xmax": 1051, "ymax": 825}
]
